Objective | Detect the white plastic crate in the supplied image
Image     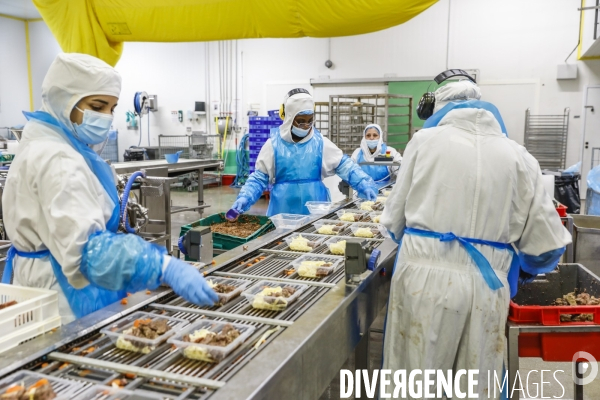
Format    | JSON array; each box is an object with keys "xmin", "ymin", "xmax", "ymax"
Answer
[
  {"xmin": 0, "ymin": 315, "xmax": 61, "ymax": 353},
  {"xmin": 0, "ymin": 284, "xmax": 59, "ymax": 344}
]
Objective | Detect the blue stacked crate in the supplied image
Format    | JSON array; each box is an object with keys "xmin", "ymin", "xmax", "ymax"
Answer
[{"xmin": 248, "ymin": 115, "xmax": 282, "ymax": 173}]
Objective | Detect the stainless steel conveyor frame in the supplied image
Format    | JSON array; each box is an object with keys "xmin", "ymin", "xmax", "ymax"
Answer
[{"xmin": 0, "ymin": 193, "xmax": 396, "ymax": 400}]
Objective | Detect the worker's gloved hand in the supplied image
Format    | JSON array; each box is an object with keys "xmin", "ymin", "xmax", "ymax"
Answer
[
  {"xmin": 162, "ymin": 256, "xmax": 219, "ymax": 306},
  {"xmin": 231, "ymin": 197, "xmax": 249, "ymax": 213},
  {"xmin": 518, "ymin": 270, "xmax": 537, "ymax": 286},
  {"xmin": 356, "ymin": 180, "xmax": 378, "ymax": 201}
]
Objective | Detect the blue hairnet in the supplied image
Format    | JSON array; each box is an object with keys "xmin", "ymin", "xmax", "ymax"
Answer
[{"xmin": 297, "ymin": 110, "xmax": 314, "ymax": 115}]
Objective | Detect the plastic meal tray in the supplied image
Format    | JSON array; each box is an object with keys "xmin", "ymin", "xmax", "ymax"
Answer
[
  {"xmin": 368, "ymin": 212, "xmax": 382, "ymax": 223},
  {"xmin": 305, "ymin": 201, "xmax": 334, "ymax": 215},
  {"xmin": 242, "ymin": 280, "xmax": 309, "ymax": 311},
  {"xmin": 312, "ymin": 220, "xmax": 351, "ymax": 235},
  {"xmin": 350, "ymin": 222, "xmax": 389, "ymax": 238},
  {"xmin": 0, "ymin": 371, "xmax": 83, "ymax": 400},
  {"xmin": 73, "ymin": 385, "xmax": 175, "ymax": 400},
  {"xmin": 356, "ymin": 199, "xmax": 385, "ymax": 212},
  {"xmin": 101, "ymin": 312, "xmax": 188, "ymax": 354},
  {"xmin": 290, "ymin": 254, "xmax": 344, "ymax": 278},
  {"xmin": 325, "ymin": 236, "xmax": 370, "ymax": 255},
  {"xmin": 283, "ymin": 233, "xmax": 329, "ymax": 252},
  {"xmin": 206, "ymin": 277, "xmax": 252, "ymax": 304},
  {"xmin": 336, "ymin": 209, "xmax": 368, "ymax": 222},
  {"xmin": 168, "ymin": 319, "xmax": 255, "ymax": 363},
  {"xmin": 270, "ymin": 213, "xmax": 310, "ymax": 230}
]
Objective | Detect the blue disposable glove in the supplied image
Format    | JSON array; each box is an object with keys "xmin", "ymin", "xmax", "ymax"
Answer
[
  {"xmin": 162, "ymin": 257, "xmax": 219, "ymax": 306},
  {"xmin": 232, "ymin": 197, "xmax": 249, "ymax": 213},
  {"xmin": 357, "ymin": 180, "xmax": 378, "ymax": 201}
]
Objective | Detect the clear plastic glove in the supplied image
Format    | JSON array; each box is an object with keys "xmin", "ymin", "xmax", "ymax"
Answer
[
  {"xmin": 162, "ymin": 256, "xmax": 219, "ymax": 306},
  {"xmin": 232, "ymin": 197, "xmax": 249, "ymax": 213},
  {"xmin": 356, "ymin": 180, "xmax": 378, "ymax": 201}
]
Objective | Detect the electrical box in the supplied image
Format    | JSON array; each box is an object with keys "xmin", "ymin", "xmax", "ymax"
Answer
[
  {"xmin": 557, "ymin": 64, "xmax": 578, "ymax": 80},
  {"xmin": 148, "ymin": 95, "xmax": 158, "ymax": 111},
  {"xmin": 184, "ymin": 226, "xmax": 213, "ymax": 264}
]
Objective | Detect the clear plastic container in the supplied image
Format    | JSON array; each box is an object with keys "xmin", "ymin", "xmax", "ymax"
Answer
[
  {"xmin": 381, "ymin": 188, "xmax": 392, "ymax": 197},
  {"xmin": 73, "ymin": 385, "xmax": 173, "ymax": 400},
  {"xmin": 242, "ymin": 280, "xmax": 308, "ymax": 311},
  {"xmin": 206, "ymin": 277, "xmax": 252, "ymax": 305},
  {"xmin": 305, "ymin": 201, "xmax": 334, "ymax": 215},
  {"xmin": 336, "ymin": 209, "xmax": 368, "ymax": 222},
  {"xmin": 312, "ymin": 220, "xmax": 351, "ymax": 235},
  {"xmin": 101, "ymin": 312, "xmax": 188, "ymax": 354},
  {"xmin": 376, "ymin": 196, "xmax": 388, "ymax": 204},
  {"xmin": 290, "ymin": 254, "xmax": 344, "ymax": 278},
  {"xmin": 325, "ymin": 236, "xmax": 369, "ymax": 256},
  {"xmin": 368, "ymin": 212, "xmax": 382, "ymax": 224},
  {"xmin": 356, "ymin": 199, "xmax": 385, "ymax": 212},
  {"xmin": 270, "ymin": 213, "xmax": 310, "ymax": 229},
  {"xmin": 350, "ymin": 223, "xmax": 389, "ymax": 238},
  {"xmin": 168, "ymin": 319, "xmax": 255, "ymax": 363},
  {"xmin": 0, "ymin": 371, "xmax": 83, "ymax": 400},
  {"xmin": 283, "ymin": 233, "xmax": 328, "ymax": 252}
]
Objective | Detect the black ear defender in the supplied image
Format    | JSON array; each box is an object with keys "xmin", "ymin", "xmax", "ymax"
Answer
[
  {"xmin": 416, "ymin": 69, "xmax": 477, "ymax": 120},
  {"xmin": 279, "ymin": 88, "xmax": 311, "ymax": 120}
]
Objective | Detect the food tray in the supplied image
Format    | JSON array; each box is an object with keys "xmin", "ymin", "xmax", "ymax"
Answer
[
  {"xmin": 168, "ymin": 319, "xmax": 255, "ymax": 363},
  {"xmin": 242, "ymin": 280, "xmax": 309, "ymax": 311},
  {"xmin": 283, "ymin": 233, "xmax": 328, "ymax": 252},
  {"xmin": 380, "ymin": 188, "xmax": 392, "ymax": 196},
  {"xmin": 312, "ymin": 220, "xmax": 351, "ymax": 235},
  {"xmin": 305, "ymin": 201, "xmax": 334, "ymax": 215},
  {"xmin": 350, "ymin": 222, "xmax": 389, "ymax": 238},
  {"xmin": 0, "ymin": 371, "xmax": 83, "ymax": 400},
  {"xmin": 101, "ymin": 312, "xmax": 188, "ymax": 354},
  {"xmin": 0, "ymin": 283, "xmax": 59, "ymax": 340},
  {"xmin": 336, "ymin": 209, "xmax": 368, "ymax": 222},
  {"xmin": 368, "ymin": 211, "xmax": 382, "ymax": 224},
  {"xmin": 325, "ymin": 236, "xmax": 370, "ymax": 256},
  {"xmin": 73, "ymin": 385, "xmax": 176, "ymax": 400},
  {"xmin": 510, "ymin": 263, "xmax": 600, "ymax": 361},
  {"xmin": 270, "ymin": 213, "xmax": 310, "ymax": 230},
  {"xmin": 290, "ymin": 254, "xmax": 344, "ymax": 278},
  {"xmin": 356, "ymin": 199, "xmax": 385, "ymax": 212},
  {"xmin": 206, "ymin": 277, "xmax": 251, "ymax": 304}
]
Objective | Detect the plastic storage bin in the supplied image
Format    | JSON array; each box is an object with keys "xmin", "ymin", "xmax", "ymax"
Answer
[
  {"xmin": 168, "ymin": 319, "xmax": 255, "ymax": 363},
  {"xmin": 350, "ymin": 223, "xmax": 389, "ymax": 238},
  {"xmin": 305, "ymin": 201, "xmax": 334, "ymax": 215},
  {"xmin": 509, "ymin": 263, "xmax": 600, "ymax": 361},
  {"xmin": 313, "ymin": 220, "xmax": 351, "ymax": 235},
  {"xmin": 283, "ymin": 233, "xmax": 328, "ymax": 252},
  {"xmin": 206, "ymin": 277, "xmax": 251, "ymax": 304},
  {"xmin": 290, "ymin": 254, "xmax": 344, "ymax": 278},
  {"xmin": 270, "ymin": 214, "xmax": 311, "ymax": 230},
  {"xmin": 101, "ymin": 312, "xmax": 188, "ymax": 354},
  {"xmin": 0, "ymin": 371, "xmax": 83, "ymax": 400},
  {"xmin": 242, "ymin": 280, "xmax": 308, "ymax": 311},
  {"xmin": 180, "ymin": 213, "xmax": 274, "ymax": 253},
  {"xmin": 0, "ymin": 283, "xmax": 60, "ymax": 353},
  {"xmin": 336, "ymin": 209, "xmax": 368, "ymax": 222}
]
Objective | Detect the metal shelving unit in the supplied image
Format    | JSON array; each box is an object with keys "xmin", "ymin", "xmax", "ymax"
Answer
[
  {"xmin": 524, "ymin": 108, "xmax": 569, "ymax": 170},
  {"xmin": 313, "ymin": 102, "xmax": 329, "ymax": 137},
  {"xmin": 328, "ymin": 94, "xmax": 412, "ymax": 154}
]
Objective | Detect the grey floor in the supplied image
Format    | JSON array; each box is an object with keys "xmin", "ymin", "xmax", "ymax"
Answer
[{"xmin": 171, "ymin": 186, "xmax": 600, "ymax": 399}]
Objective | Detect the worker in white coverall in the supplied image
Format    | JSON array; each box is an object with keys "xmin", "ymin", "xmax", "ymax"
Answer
[
  {"xmin": 2, "ymin": 53, "xmax": 217, "ymax": 324},
  {"xmin": 380, "ymin": 79, "xmax": 571, "ymax": 399}
]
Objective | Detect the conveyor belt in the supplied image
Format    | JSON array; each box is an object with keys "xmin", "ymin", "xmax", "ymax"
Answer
[{"xmin": 0, "ymin": 188, "xmax": 396, "ymax": 399}]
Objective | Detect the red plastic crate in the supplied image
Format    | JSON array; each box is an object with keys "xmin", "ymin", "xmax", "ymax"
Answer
[
  {"xmin": 221, "ymin": 175, "xmax": 235, "ymax": 186},
  {"xmin": 509, "ymin": 300, "xmax": 600, "ymax": 361}
]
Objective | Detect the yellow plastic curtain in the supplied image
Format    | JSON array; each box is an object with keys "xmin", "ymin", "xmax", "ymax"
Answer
[{"xmin": 34, "ymin": 0, "xmax": 438, "ymax": 66}]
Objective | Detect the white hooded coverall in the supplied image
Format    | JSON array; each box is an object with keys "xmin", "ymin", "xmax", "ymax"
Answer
[{"xmin": 380, "ymin": 82, "xmax": 571, "ymax": 399}]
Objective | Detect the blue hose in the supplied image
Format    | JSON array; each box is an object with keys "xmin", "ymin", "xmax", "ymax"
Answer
[
  {"xmin": 121, "ymin": 171, "xmax": 146, "ymax": 233},
  {"xmin": 231, "ymin": 132, "xmax": 249, "ymax": 188}
]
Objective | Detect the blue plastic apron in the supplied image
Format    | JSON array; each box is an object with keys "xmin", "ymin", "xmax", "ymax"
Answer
[
  {"xmin": 423, "ymin": 99, "xmax": 508, "ymax": 136},
  {"xmin": 403, "ymin": 227, "xmax": 520, "ymax": 295},
  {"xmin": 357, "ymin": 143, "xmax": 391, "ymax": 183},
  {"xmin": 268, "ymin": 128, "xmax": 330, "ymax": 216},
  {"xmin": 1, "ymin": 111, "xmax": 125, "ymax": 319}
]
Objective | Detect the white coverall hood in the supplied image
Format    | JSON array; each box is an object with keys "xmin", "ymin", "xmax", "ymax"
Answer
[
  {"xmin": 360, "ymin": 123, "xmax": 384, "ymax": 162},
  {"xmin": 41, "ymin": 53, "xmax": 122, "ymax": 133},
  {"xmin": 279, "ymin": 92, "xmax": 315, "ymax": 143},
  {"xmin": 433, "ymin": 80, "xmax": 481, "ymax": 114}
]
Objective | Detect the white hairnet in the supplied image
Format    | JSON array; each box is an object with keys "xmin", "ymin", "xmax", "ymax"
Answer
[
  {"xmin": 433, "ymin": 80, "xmax": 481, "ymax": 114},
  {"xmin": 279, "ymin": 91, "xmax": 314, "ymax": 143},
  {"xmin": 41, "ymin": 53, "xmax": 122, "ymax": 132},
  {"xmin": 360, "ymin": 123, "xmax": 384, "ymax": 161}
]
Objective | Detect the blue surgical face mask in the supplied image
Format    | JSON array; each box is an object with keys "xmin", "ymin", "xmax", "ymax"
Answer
[
  {"xmin": 366, "ymin": 139, "xmax": 379, "ymax": 149},
  {"xmin": 291, "ymin": 125, "xmax": 311, "ymax": 138},
  {"xmin": 73, "ymin": 107, "xmax": 114, "ymax": 145}
]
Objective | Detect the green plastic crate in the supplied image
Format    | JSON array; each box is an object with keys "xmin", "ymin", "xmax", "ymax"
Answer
[{"xmin": 179, "ymin": 213, "xmax": 273, "ymax": 257}]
